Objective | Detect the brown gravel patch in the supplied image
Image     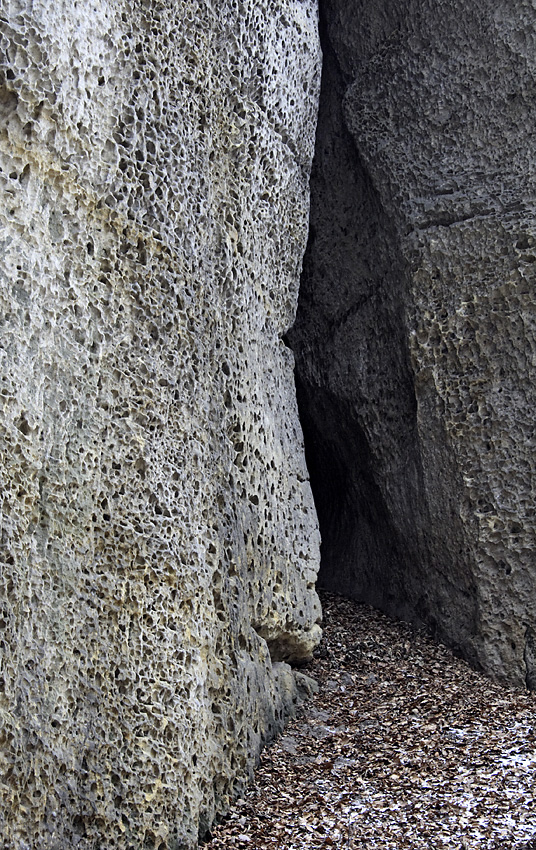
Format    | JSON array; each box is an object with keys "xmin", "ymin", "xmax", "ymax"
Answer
[{"xmin": 203, "ymin": 591, "xmax": 536, "ymax": 850}]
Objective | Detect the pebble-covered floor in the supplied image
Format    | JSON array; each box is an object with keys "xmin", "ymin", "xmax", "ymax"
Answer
[{"xmin": 203, "ymin": 591, "xmax": 536, "ymax": 850}]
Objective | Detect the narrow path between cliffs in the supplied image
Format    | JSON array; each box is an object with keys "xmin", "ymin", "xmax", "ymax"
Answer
[{"xmin": 203, "ymin": 591, "xmax": 536, "ymax": 850}]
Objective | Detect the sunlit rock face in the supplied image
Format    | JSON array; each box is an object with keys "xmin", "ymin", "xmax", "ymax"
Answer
[
  {"xmin": 0, "ymin": 2, "xmax": 321, "ymax": 847},
  {"xmin": 290, "ymin": 0, "xmax": 536, "ymax": 689}
]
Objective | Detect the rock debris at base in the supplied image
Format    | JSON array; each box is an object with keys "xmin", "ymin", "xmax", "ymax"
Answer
[{"xmin": 204, "ymin": 592, "xmax": 536, "ymax": 850}]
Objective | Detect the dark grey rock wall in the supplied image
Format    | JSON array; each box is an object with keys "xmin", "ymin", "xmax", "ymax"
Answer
[{"xmin": 290, "ymin": 0, "xmax": 536, "ymax": 688}]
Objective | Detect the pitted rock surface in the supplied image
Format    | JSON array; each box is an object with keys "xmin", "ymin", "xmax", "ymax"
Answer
[
  {"xmin": 0, "ymin": 2, "xmax": 321, "ymax": 848},
  {"xmin": 290, "ymin": 0, "xmax": 536, "ymax": 689}
]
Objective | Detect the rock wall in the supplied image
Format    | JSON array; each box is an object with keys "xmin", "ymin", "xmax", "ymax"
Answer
[
  {"xmin": 0, "ymin": 2, "xmax": 321, "ymax": 847},
  {"xmin": 290, "ymin": 0, "xmax": 536, "ymax": 689}
]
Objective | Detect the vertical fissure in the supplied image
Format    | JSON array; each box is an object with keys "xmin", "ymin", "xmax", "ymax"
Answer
[{"xmin": 288, "ymin": 2, "xmax": 422, "ymax": 624}]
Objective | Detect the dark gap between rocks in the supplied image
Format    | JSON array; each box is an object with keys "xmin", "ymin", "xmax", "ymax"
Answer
[{"xmin": 287, "ymin": 1, "xmax": 420, "ymax": 626}]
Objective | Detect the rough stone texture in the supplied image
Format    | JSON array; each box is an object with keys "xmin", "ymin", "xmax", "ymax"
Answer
[
  {"xmin": 0, "ymin": 2, "xmax": 321, "ymax": 848},
  {"xmin": 290, "ymin": 0, "xmax": 536, "ymax": 689}
]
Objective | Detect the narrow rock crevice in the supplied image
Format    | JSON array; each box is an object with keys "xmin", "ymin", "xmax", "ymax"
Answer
[
  {"xmin": 288, "ymin": 3, "xmax": 434, "ymax": 630},
  {"xmin": 295, "ymin": 373, "xmax": 412, "ymax": 619}
]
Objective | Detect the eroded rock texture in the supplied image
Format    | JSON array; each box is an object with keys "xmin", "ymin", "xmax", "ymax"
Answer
[
  {"xmin": 290, "ymin": 0, "xmax": 536, "ymax": 688},
  {"xmin": 0, "ymin": 2, "xmax": 321, "ymax": 847}
]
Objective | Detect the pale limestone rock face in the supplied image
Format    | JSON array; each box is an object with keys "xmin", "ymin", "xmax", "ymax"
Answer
[{"xmin": 0, "ymin": 2, "xmax": 321, "ymax": 847}]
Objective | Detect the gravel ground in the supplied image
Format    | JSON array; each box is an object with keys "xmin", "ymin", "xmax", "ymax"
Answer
[{"xmin": 203, "ymin": 591, "xmax": 536, "ymax": 850}]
